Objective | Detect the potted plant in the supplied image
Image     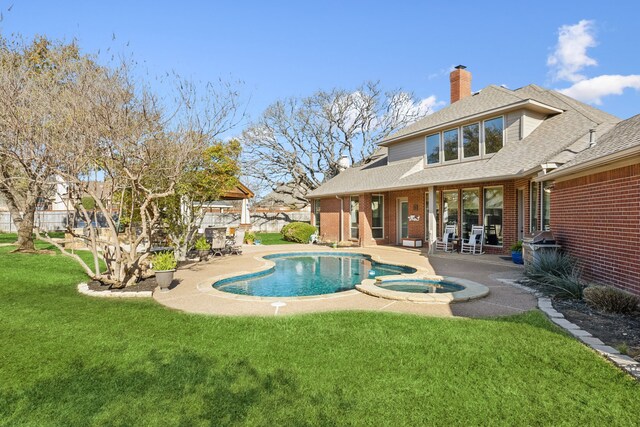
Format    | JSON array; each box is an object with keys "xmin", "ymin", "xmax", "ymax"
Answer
[
  {"xmin": 152, "ymin": 251, "xmax": 177, "ymax": 290},
  {"xmin": 244, "ymin": 231, "xmax": 256, "ymax": 245},
  {"xmin": 510, "ymin": 240, "xmax": 523, "ymax": 264},
  {"xmin": 194, "ymin": 236, "xmax": 210, "ymax": 260}
]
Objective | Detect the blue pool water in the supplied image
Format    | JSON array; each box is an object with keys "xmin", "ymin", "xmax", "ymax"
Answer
[
  {"xmin": 213, "ymin": 252, "xmax": 416, "ymax": 297},
  {"xmin": 378, "ymin": 279, "xmax": 464, "ymax": 293}
]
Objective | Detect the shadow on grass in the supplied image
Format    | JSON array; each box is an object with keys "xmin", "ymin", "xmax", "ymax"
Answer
[{"xmin": 0, "ymin": 349, "xmax": 353, "ymax": 425}]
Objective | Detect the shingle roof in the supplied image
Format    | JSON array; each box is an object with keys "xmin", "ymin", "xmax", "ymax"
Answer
[
  {"xmin": 381, "ymin": 85, "xmax": 524, "ymax": 142},
  {"xmin": 307, "ymin": 85, "xmax": 622, "ymax": 198},
  {"xmin": 550, "ymin": 113, "xmax": 640, "ymax": 174}
]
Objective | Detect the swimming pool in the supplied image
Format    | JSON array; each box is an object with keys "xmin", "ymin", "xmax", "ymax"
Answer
[{"xmin": 213, "ymin": 252, "xmax": 416, "ymax": 297}]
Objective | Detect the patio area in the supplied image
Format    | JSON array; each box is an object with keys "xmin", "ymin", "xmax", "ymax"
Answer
[{"xmin": 153, "ymin": 244, "xmax": 536, "ymax": 317}]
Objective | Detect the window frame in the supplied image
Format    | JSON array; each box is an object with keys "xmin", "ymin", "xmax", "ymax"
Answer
[
  {"xmin": 349, "ymin": 195, "xmax": 359, "ymax": 240},
  {"xmin": 442, "ymin": 128, "xmax": 460, "ymax": 162},
  {"xmin": 314, "ymin": 199, "xmax": 321, "ymax": 234},
  {"xmin": 483, "ymin": 185, "xmax": 504, "ymax": 246},
  {"xmin": 462, "ymin": 122, "xmax": 481, "ymax": 159},
  {"xmin": 482, "ymin": 116, "xmax": 505, "ymax": 156},
  {"xmin": 371, "ymin": 194, "xmax": 384, "ymax": 240}
]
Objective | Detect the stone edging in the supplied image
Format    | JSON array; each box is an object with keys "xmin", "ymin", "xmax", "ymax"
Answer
[
  {"xmin": 77, "ymin": 283, "xmax": 153, "ymax": 298},
  {"xmin": 501, "ymin": 279, "xmax": 640, "ymax": 380}
]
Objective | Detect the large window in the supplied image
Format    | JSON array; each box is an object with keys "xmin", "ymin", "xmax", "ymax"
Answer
[
  {"xmin": 442, "ymin": 190, "xmax": 459, "ymax": 235},
  {"xmin": 530, "ymin": 181, "xmax": 539, "ymax": 232},
  {"xmin": 425, "ymin": 116, "xmax": 504, "ymax": 165},
  {"xmin": 314, "ymin": 199, "xmax": 321, "ymax": 234},
  {"xmin": 371, "ymin": 195, "xmax": 384, "ymax": 239},
  {"xmin": 463, "ymin": 123, "xmax": 480, "ymax": 158},
  {"xmin": 484, "ymin": 117, "xmax": 504, "ymax": 154},
  {"xmin": 350, "ymin": 196, "xmax": 359, "ymax": 239},
  {"xmin": 443, "ymin": 128, "xmax": 459, "ymax": 161},
  {"xmin": 462, "ymin": 188, "xmax": 479, "ymax": 239},
  {"xmin": 484, "ymin": 187, "xmax": 503, "ymax": 245},
  {"xmin": 542, "ymin": 182, "xmax": 551, "ymax": 231},
  {"xmin": 426, "ymin": 133, "xmax": 440, "ymax": 164}
]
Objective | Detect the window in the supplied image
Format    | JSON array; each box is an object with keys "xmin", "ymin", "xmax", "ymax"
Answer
[
  {"xmin": 484, "ymin": 187, "xmax": 503, "ymax": 245},
  {"xmin": 371, "ymin": 195, "xmax": 384, "ymax": 239},
  {"xmin": 484, "ymin": 117, "xmax": 504, "ymax": 154},
  {"xmin": 314, "ymin": 199, "xmax": 321, "ymax": 234},
  {"xmin": 350, "ymin": 196, "xmax": 359, "ymax": 239},
  {"xmin": 463, "ymin": 123, "xmax": 480, "ymax": 158},
  {"xmin": 530, "ymin": 181, "xmax": 539, "ymax": 232},
  {"xmin": 462, "ymin": 188, "xmax": 479, "ymax": 239},
  {"xmin": 542, "ymin": 182, "xmax": 551, "ymax": 231},
  {"xmin": 442, "ymin": 190, "xmax": 458, "ymax": 235},
  {"xmin": 443, "ymin": 128, "xmax": 459, "ymax": 161},
  {"xmin": 426, "ymin": 133, "xmax": 440, "ymax": 164}
]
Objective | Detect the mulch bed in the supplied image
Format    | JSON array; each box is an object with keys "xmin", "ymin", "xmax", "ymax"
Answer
[
  {"xmin": 552, "ymin": 298, "xmax": 640, "ymax": 361},
  {"xmin": 87, "ymin": 260, "xmax": 198, "ymax": 293}
]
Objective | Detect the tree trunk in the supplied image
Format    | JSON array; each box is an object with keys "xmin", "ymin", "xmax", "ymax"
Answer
[{"xmin": 13, "ymin": 201, "xmax": 36, "ymax": 252}]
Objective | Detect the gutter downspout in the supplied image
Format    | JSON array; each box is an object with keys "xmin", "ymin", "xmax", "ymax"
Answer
[{"xmin": 335, "ymin": 195, "xmax": 343, "ymax": 243}]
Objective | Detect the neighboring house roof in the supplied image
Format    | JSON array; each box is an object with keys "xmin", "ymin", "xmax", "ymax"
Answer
[
  {"xmin": 254, "ymin": 182, "xmax": 309, "ymax": 209},
  {"xmin": 308, "ymin": 84, "xmax": 621, "ymax": 198},
  {"xmin": 543, "ymin": 113, "xmax": 640, "ymax": 179}
]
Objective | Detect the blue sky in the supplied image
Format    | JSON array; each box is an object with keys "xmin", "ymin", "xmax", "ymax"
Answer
[{"xmin": 2, "ymin": 0, "xmax": 640, "ymax": 126}]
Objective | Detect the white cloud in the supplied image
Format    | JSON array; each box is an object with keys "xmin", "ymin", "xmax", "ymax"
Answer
[
  {"xmin": 559, "ymin": 74, "xmax": 640, "ymax": 104},
  {"xmin": 547, "ymin": 20, "xmax": 597, "ymax": 83},
  {"xmin": 548, "ymin": 20, "xmax": 640, "ymax": 105}
]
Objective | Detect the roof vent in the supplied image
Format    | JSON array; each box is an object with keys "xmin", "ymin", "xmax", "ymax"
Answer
[{"xmin": 589, "ymin": 129, "xmax": 597, "ymax": 148}]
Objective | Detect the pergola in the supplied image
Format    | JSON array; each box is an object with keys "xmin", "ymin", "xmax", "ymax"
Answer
[{"xmin": 220, "ymin": 182, "xmax": 254, "ymax": 225}]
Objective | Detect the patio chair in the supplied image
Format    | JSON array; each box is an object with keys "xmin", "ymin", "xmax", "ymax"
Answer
[
  {"xmin": 210, "ymin": 228, "xmax": 227, "ymax": 257},
  {"xmin": 460, "ymin": 225, "xmax": 484, "ymax": 255},
  {"xmin": 435, "ymin": 225, "xmax": 456, "ymax": 252},
  {"xmin": 229, "ymin": 229, "xmax": 245, "ymax": 255}
]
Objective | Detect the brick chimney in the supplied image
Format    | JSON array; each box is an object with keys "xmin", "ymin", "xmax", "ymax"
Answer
[{"xmin": 450, "ymin": 65, "xmax": 472, "ymax": 104}]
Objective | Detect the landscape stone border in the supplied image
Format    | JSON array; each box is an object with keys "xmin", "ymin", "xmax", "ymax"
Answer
[
  {"xmin": 498, "ymin": 279, "xmax": 640, "ymax": 380},
  {"xmin": 77, "ymin": 283, "xmax": 153, "ymax": 298}
]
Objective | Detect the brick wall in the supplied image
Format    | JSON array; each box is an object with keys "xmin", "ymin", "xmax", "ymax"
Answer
[{"xmin": 550, "ymin": 164, "xmax": 640, "ymax": 295}]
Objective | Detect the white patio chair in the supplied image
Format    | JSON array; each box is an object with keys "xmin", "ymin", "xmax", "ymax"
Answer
[
  {"xmin": 229, "ymin": 229, "xmax": 245, "ymax": 255},
  {"xmin": 435, "ymin": 225, "xmax": 456, "ymax": 252},
  {"xmin": 460, "ymin": 225, "xmax": 484, "ymax": 255}
]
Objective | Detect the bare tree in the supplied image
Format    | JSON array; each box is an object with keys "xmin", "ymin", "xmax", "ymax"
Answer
[
  {"xmin": 241, "ymin": 81, "xmax": 432, "ymax": 204},
  {"xmin": 0, "ymin": 36, "xmax": 89, "ymax": 251}
]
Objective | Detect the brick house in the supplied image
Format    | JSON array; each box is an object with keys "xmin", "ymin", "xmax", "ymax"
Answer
[
  {"xmin": 307, "ymin": 66, "xmax": 623, "ymax": 258},
  {"xmin": 538, "ymin": 114, "xmax": 640, "ymax": 294}
]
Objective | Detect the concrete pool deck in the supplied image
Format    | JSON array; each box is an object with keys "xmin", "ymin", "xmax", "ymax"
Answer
[{"xmin": 153, "ymin": 244, "xmax": 536, "ymax": 318}]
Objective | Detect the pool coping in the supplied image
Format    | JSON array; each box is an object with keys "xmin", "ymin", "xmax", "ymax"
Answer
[
  {"xmin": 197, "ymin": 249, "xmax": 434, "ymax": 302},
  {"xmin": 356, "ymin": 275, "xmax": 489, "ymax": 303}
]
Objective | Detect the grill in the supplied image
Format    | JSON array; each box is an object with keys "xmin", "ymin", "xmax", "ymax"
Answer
[{"xmin": 522, "ymin": 230, "xmax": 561, "ymax": 266}]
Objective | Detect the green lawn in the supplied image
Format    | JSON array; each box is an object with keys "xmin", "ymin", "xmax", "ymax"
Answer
[
  {"xmin": 255, "ymin": 232, "xmax": 296, "ymax": 245},
  {"xmin": 0, "ymin": 244, "xmax": 639, "ymax": 425}
]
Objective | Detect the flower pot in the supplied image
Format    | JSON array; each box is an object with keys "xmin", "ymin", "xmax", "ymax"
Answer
[
  {"xmin": 155, "ymin": 270, "xmax": 175, "ymax": 290},
  {"xmin": 511, "ymin": 251, "xmax": 523, "ymax": 265},
  {"xmin": 197, "ymin": 249, "xmax": 209, "ymax": 260}
]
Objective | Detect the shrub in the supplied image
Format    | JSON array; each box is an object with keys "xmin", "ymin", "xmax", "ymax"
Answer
[
  {"xmin": 152, "ymin": 251, "xmax": 177, "ymax": 271},
  {"xmin": 510, "ymin": 240, "xmax": 522, "ymax": 252},
  {"xmin": 244, "ymin": 231, "xmax": 256, "ymax": 243},
  {"xmin": 524, "ymin": 250, "xmax": 584, "ymax": 299},
  {"xmin": 194, "ymin": 237, "xmax": 210, "ymax": 251},
  {"xmin": 281, "ymin": 222, "xmax": 317, "ymax": 243},
  {"xmin": 583, "ymin": 285, "xmax": 639, "ymax": 314}
]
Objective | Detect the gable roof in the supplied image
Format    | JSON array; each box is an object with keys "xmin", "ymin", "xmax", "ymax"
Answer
[
  {"xmin": 543, "ymin": 113, "xmax": 640, "ymax": 179},
  {"xmin": 307, "ymin": 84, "xmax": 621, "ymax": 198}
]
